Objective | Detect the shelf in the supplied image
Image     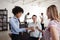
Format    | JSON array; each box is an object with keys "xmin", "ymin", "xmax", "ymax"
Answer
[{"xmin": 0, "ymin": 9, "xmax": 8, "ymax": 31}]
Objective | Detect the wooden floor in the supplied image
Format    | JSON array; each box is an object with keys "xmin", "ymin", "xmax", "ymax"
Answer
[
  {"xmin": 0, "ymin": 31, "xmax": 11, "ymax": 40},
  {"xmin": 0, "ymin": 31, "xmax": 44, "ymax": 40}
]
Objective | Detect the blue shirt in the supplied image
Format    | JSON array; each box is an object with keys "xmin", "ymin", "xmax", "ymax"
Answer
[{"xmin": 9, "ymin": 16, "xmax": 26, "ymax": 34}]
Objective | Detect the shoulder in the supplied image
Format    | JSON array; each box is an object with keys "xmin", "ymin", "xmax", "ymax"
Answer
[
  {"xmin": 48, "ymin": 20, "xmax": 57, "ymax": 28},
  {"xmin": 9, "ymin": 17, "xmax": 13, "ymax": 21},
  {"xmin": 9, "ymin": 17, "xmax": 16, "ymax": 22},
  {"xmin": 28, "ymin": 22, "xmax": 33, "ymax": 25},
  {"xmin": 49, "ymin": 20, "xmax": 56, "ymax": 25}
]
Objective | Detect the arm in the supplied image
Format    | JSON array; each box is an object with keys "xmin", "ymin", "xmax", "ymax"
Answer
[
  {"xmin": 9, "ymin": 20, "xmax": 26, "ymax": 33},
  {"xmin": 36, "ymin": 27, "xmax": 43, "ymax": 33},
  {"xmin": 28, "ymin": 27, "xmax": 35, "ymax": 33},
  {"xmin": 50, "ymin": 26, "xmax": 59, "ymax": 40},
  {"xmin": 28, "ymin": 23, "xmax": 35, "ymax": 33},
  {"xmin": 37, "ymin": 23, "xmax": 42, "ymax": 39},
  {"xmin": 36, "ymin": 23, "xmax": 43, "ymax": 33}
]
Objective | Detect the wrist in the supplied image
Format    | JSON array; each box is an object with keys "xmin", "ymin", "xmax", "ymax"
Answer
[{"xmin": 25, "ymin": 28, "xmax": 28, "ymax": 30}]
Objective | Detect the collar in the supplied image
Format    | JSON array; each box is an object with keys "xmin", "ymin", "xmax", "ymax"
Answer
[
  {"xmin": 33, "ymin": 22, "xmax": 38, "ymax": 24},
  {"xmin": 13, "ymin": 16, "xmax": 19, "ymax": 20}
]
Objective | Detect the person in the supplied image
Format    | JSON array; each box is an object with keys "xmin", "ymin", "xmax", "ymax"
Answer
[
  {"xmin": 24, "ymin": 12, "xmax": 31, "ymax": 24},
  {"xmin": 9, "ymin": 6, "xmax": 31, "ymax": 40},
  {"xmin": 40, "ymin": 13, "xmax": 45, "ymax": 30},
  {"xmin": 24, "ymin": 12, "xmax": 30, "ymax": 23},
  {"xmin": 59, "ymin": 13, "xmax": 60, "ymax": 20},
  {"xmin": 28, "ymin": 15, "xmax": 42, "ymax": 40},
  {"xmin": 36, "ymin": 5, "xmax": 60, "ymax": 40},
  {"xmin": 24, "ymin": 12, "xmax": 30, "ymax": 27}
]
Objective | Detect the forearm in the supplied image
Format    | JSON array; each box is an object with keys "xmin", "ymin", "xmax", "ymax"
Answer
[
  {"xmin": 51, "ymin": 31, "xmax": 59, "ymax": 40},
  {"xmin": 50, "ymin": 27, "xmax": 59, "ymax": 40},
  {"xmin": 38, "ymin": 38, "xmax": 40, "ymax": 40},
  {"xmin": 19, "ymin": 28, "xmax": 26, "ymax": 32},
  {"xmin": 38, "ymin": 29, "xmax": 43, "ymax": 33}
]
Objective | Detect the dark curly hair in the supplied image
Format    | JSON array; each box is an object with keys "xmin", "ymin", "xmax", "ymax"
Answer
[{"xmin": 12, "ymin": 6, "xmax": 24, "ymax": 15}]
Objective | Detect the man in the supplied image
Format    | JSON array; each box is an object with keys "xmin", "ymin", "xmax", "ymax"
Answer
[
  {"xmin": 40, "ymin": 13, "xmax": 45, "ymax": 30},
  {"xmin": 9, "ymin": 6, "xmax": 30, "ymax": 40},
  {"xmin": 28, "ymin": 15, "xmax": 42, "ymax": 40},
  {"xmin": 24, "ymin": 12, "xmax": 30, "ymax": 23},
  {"xmin": 24, "ymin": 12, "xmax": 30, "ymax": 27}
]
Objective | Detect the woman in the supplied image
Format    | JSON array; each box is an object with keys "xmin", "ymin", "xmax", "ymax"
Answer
[
  {"xmin": 36, "ymin": 5, "xmax": 60, "ymax": 40},
  {"xmin": 43, "ymin": 5, "xmax": 60, "ymax": 40}
]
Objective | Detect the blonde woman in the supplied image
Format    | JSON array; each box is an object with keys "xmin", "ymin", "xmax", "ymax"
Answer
[{"xmin": 36, "ymin": 5, "xmax": 60, "ymax": 40}]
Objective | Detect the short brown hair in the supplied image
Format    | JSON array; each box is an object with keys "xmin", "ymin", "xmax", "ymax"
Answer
[{"xmin": 32, "ymin": 15, "xmax": 37, "ymax": 18}]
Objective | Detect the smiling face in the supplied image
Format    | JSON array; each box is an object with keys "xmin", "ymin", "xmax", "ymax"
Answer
[
  {"xmin": 12, "ymin": 6, "xmax": 24, "ymax": 18},
  {"xmin": 47, "ymin": 10, "xmax": 51, "ymax": 19},
  {"xmin": 16, "ymin": 12, "xmax": 22, "ymax": 18},
  {"xmin": 32, "ymin": 15, "xmax": 37, "ymax": 23}
]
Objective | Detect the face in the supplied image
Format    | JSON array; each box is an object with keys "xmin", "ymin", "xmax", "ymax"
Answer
[
  {"xmin": 47, "ymin": 10, "xmax": 51, "ymax": 19},
  {"xmin": 32, "ymin": 16, "xmax": 37, "ymax": 22},
  {"xmin": 16, "ymin": 12, "xmax": 22, "ymax": 18}
]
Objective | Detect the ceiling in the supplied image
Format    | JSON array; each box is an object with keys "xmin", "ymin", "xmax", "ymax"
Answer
[
  {"xmin": 0, "ymin": 0, "xmax": 48, "ymax": 4},
  {"xmin": 0, "ymin": 0, "xmax": 60, "ymax": 5}
]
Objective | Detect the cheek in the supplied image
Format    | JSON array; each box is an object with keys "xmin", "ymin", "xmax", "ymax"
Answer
[
  {"xmin": 48, "ymin": 14, "xmax": 51, "ymax": 19},
  {"xmin": 19, "ymin": 14, "xmax": 22, "ymax": 17},
  {"xmin": 32, "ymin": 19, "xmax": 34, "ymax": 20},
  {"xmin": 19, "ymin": 14, "xmax": 21, "ymax": 16},
  {"xmin": 33, "ymin": 19, "xmax": 36, "ymax": 21},
  {"xmin": 47, "ymin": 13, "xmax": 49, "ymax": 16},
  {"xmin": 47, "ymin": 13, "xmax": 49, "ymax": 18}
]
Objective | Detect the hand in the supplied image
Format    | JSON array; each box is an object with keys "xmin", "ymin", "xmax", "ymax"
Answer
[
  {"xmin": 28, "ymin": 27, "xmax": 35, "ymax": 32},
  {"xmin": 29, "ymin": 27, "xmax": 35, "ymax": 32},
  {"xmin": 36, "ymin": 26, "xmax": 43, "ymax": 33},
  {"xmin": 38, "ymin": 38, "xmax": 40, "ymax": 40},
  {"xmin": 26, "ymin": 27, "xmax": 35, "ymax": 32},
  {"xmin": 25, "ymin": 28, "xmax": 31, "ymax": 30},
  {"xmin": 36, "ymin": 26, "xmax": 39, "ymax": 30},
  {"xmin": 42, "ymin": 30, "xmax": 45, "ymax": 35}
]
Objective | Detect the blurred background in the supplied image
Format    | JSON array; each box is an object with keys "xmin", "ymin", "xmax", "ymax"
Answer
[{"xmin": 0, "ymin": 0, "xmax": 60, "ymax": 40}]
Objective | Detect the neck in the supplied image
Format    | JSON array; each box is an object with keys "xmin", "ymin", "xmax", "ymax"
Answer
[
  {"xmin": 15, "ymin": 16, "xmax": 19, "ymax": 19},
  {"xmin": 33, "ymin": 21, "xmax": 37, "ymax": 24}
]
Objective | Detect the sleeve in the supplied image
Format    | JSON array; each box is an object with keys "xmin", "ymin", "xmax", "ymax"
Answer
[
  {"xmin": 38, "ymin": 22, "xmax": 42, "ymax": 38},
  {"xmin": 28, "ymin": 23, "xmax": 31, "ymax": 33},
  {"xmin": 49, "ymin": 21, "xmax": 57, "ymax": 28},
  {"xmin": 9, "ymin": 19, "xmax": 26, "ymax": 33},
  {"xmin": 38, "ymin": 23, "xmax": 42, "ymax": 30}
]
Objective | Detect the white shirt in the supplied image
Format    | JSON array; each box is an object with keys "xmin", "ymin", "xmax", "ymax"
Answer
[
  {"xmin": 40, "ymin": 15, "xmax": 44, "ymax": 24},
  {"xmin": 9, "ymin": 16, "xmax": 26, "ymax": 34},
  {"xmin": 28, "ymin": 22, "xmax": 42, "ymax": 38}
]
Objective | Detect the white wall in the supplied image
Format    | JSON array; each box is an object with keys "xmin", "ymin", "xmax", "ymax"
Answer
[
  {"xmin": 38, "ymin": 0, "xmax": 60, "ymax": 27},
  {"xmin": 0, "ymin": 0, "xmax": 60, "ymax": 27}
]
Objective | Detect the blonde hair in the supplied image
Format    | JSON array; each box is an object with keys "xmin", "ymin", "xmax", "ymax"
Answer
[{"xmin": 47, "ymin": 5, "xmax": 59, "ymax": 21}]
